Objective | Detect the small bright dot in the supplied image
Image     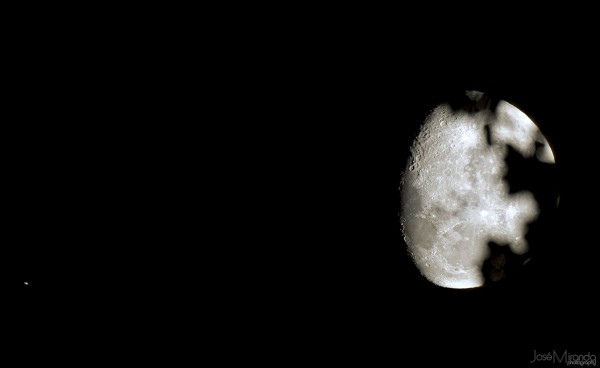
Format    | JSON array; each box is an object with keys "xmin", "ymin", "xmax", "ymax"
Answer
[{"xmin": 24, "ymin": 282, "xmax": 29, "ymax": 285}]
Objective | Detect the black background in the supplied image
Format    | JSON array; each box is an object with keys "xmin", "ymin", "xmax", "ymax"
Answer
[{"xmin": 4, "ymin": 10, "xmax": 599, "ymax": 365}]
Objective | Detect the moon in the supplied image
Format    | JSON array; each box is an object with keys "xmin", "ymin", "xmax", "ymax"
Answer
[{"xmin": 400, "ymin": 91, "xmax": 557, "ymax": 289}]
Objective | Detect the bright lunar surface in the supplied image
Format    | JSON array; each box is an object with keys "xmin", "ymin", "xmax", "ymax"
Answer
[{"xmin": 400, "ymin": 91, "xmax": 556, "ymax": 289}]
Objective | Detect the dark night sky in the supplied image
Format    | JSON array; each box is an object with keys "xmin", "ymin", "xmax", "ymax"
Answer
[{"xmin": 5, "ymin": 14, "xmax": 599, "ymax": 364}]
